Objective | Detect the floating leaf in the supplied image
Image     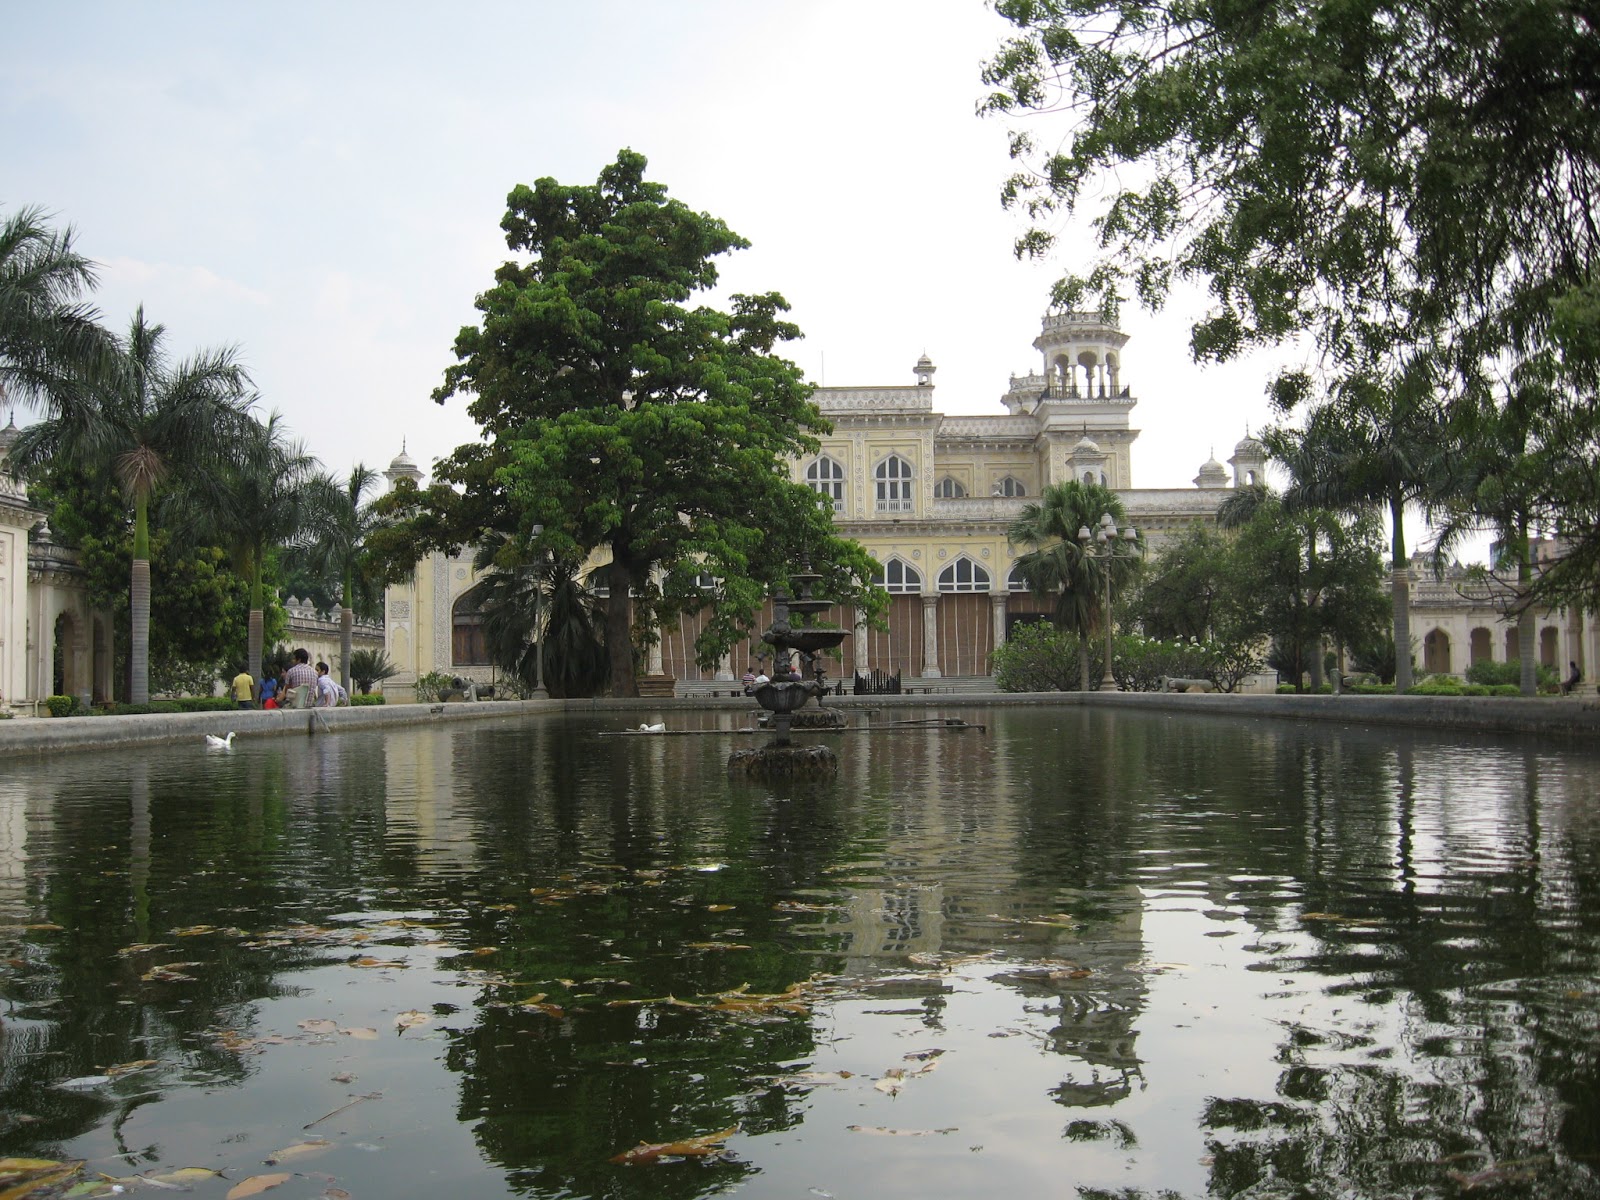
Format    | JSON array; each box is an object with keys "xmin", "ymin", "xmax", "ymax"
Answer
[
  {"xmin": 471, "ymin": 947, "xmax": 498, "ymax": 957},
  {"xmin": 846, "ymin": 1125, "xmax": 958, "ymax": 1136},
  {"xmin": 394, "ymin": 1010, "xmax": 431, "ymax": 1033},
  {"xmin": 298, "ymin": 1019, "xmax": 339, "ymax": 1034},
  {"xmin": 55, "ymin": 1076, "xmax": 111, "ymax": 1090},
  {"xmin": 264, "ymin": 1139, "xmax": 332, "ymax": 1165},
  {"xmin": 685, "ymin": 941, "xmax": 751, "ymax": 952},
  {"xmin": 706, "ymin": 904, "xmax": 735, "ymax": 912},
  {"xmin": 104, "ymin": 1059, "xmax": 158, "ymax": 1077},
  {"xmin": 226, "ymin": 1173, "xmax": 292, "ymax": 1199},
  {"xmin": 0, "ymin": 1161, "xmax": 81, "ymax": 1200},
  {"xmin": 147, "ymin": 1168, "xmax": 225, "ymax": 1184},
  {"xmin": 142, "ymin": 963, "xmax": 201, "ymax": 983},
  {"xmin": 173, "ymin": 925, "xmax": 218, "ymax": 936},
  {"xmin": 341, "ymin": 1027, "xmax": 379, "ymax": 1040},
  {"xmin": 352, "ymin": 956, "xmax": 406, "ymax": 969},
  {"xmin": 116, "ymin": 943, "xmax": 171, "ymax": 958},
  {"xmin": 610, "ymin": 1125, "xmax": 738, "ymax": 1165}
]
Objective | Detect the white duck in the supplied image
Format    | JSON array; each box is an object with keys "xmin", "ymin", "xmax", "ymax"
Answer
[
  {"xmin": 204, "ymin": 731, "xmax": 237, "ymax": 749},
  {"xmin": 638, "ymin": 722, "xmax": 666, "ymax": 733}
]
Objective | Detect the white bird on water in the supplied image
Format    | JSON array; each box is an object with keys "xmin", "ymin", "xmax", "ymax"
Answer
[
  {"xmin": 205, "ymin": 731, "xmax": 236, "ymax": 749},
  {"xmin": 638, "ymin": 723, "xmax": 666, "ymax": 733}
]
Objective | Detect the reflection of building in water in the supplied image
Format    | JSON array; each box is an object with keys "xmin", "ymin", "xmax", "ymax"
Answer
[{"xmin": 377, "ymin": 730, "xmax": 480, "ymax": 875}]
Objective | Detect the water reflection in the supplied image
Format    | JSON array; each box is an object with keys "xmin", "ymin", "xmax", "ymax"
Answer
[{"xmin": 0, "ymin": 710, "xmax": 1595, "ymax": 1198}]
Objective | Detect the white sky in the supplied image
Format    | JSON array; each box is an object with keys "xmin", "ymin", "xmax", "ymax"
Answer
[{"xmin": 6, "ymin": 2, "xmax": 1305, "ymax": 505}]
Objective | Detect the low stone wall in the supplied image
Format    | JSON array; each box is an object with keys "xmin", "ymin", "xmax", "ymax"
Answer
[{"xmin": 2, "ymin": 690, "xmax": 1596, "ymax": 756}]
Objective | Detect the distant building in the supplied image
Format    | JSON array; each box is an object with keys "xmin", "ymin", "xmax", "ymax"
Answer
[{"xmin": 381, "ymin": 314, "xmax": 1595, "ymax": 692}]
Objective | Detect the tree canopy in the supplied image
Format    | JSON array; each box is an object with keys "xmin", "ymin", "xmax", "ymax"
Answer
[{"xmin": 391, "ymin": 150, "xmax": 881, "ymax": 696}]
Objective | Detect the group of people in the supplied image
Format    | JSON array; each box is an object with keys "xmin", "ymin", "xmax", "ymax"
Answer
[
  {"xmin": 229, "ymin": 648, "xmax": 349, "ymax": 710},
  {"xmin": 741, "ymin": 657, "xmax": 804, "ymax": 695}
]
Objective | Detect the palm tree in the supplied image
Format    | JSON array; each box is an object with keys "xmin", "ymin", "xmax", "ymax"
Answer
[
  {"xmin": 301, "ymin": 464, "xmax": 386, "ymax": 693},
  {"xmin": 1008, "ymin": 480, "xmax": 1134, "ymax": 691},
  {"xmin": 8, "ymin": 307, "xmax": 252, "ymax": 702},
  {"xmin": 174, "ymin": 412, "xmax": 318, "ymax": 685},
  {"xmin": 471, "ymin": 533, "xmax": 608, "ymax": 699},
  {"xmin": 1262, "ymin": 367, "xmax": 1447, "ymax": 693},
  {"xmin": 0, "ymin": 205, "xmax": 111, "ymax": 408}
]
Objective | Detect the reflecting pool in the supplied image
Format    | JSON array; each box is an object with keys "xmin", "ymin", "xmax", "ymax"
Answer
[{"xmin": 1, "ymin": 708, "xmax": 1597, "ymax": 1199}]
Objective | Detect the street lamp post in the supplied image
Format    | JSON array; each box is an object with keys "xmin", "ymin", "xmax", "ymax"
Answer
[{"xmin": 1077, "ymin": 513, "xmax": 1141, "ymax": 692}]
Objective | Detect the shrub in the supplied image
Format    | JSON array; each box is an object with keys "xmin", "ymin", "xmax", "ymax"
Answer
[
  {"xmin": 992, "ymin": 623, "xmax": 1083, "ymax": 692},
  {"xmin": 350, "ymin": 693, "xmax": 386, "ymax": 706},
  {"xmin": 45, "ymin": 694, "xmax": 77, "ymax": 717},
  {"xmin": 347, "ymin": 648, "xmax": 400, "ymax": 694},
  {"xmin": 413, "ymin": 671, "xmax": 455, "ymax": 702}
]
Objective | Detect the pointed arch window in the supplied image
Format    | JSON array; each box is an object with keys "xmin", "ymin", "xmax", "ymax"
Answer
[
  {"xmin": 876, "ymin": 455, "xmax": 914, "ymax": 512},
  {"xmin": 934, "ymin": 476, "xmax": 966, "ymax": 499},
  {"xmin": 1007, "ymin": 563, "xmax": 1032, "ymax": 592},
  {"xmin": 938, "ymin": 557, "xmax": 991, "ymax": 592},
  {"xmin": 873, "ymin": 558, "xmax": 922, "ymax": 593},
  {"xmin": 995, "ymin": 476, "xmax": 1026, "ymax": 497},
  {"xmin": 451, "ymin": 585, "xmax": 492, "ymax": 665},
  {"xmin": 806, "ymin": 455, "xmax": 845, "ymax": 511}
]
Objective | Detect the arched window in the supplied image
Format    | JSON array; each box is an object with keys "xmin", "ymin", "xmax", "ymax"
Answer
[
  {"xmin": 1007, "ymin": 563, "xmax": 1032, "ymax": 592},
  {"xmin": 1423, "ymin": 628, "xmax": 1451, "ymax": 674},
  {"xmin": 995, "ymin": 476, "xmax": 1026, "ymax": 497},
  {"xmin": 873, "ymin": 558, "xmax": 922, "ymax": 593},
  {"xmin": 938, "ymin": 557, "xmax": 991, "ymax": 592},
  {"xmin": 876, "ymin": 455, "xmax": 914, "ymax": 512},
  {"xmin": 452, "ymin": 585, "xmax": 492, "ymax": 666},
  {"xmin": 935, "ymin": 476, "xmax": 966, "ymax": 499},
  {"xmin": 1540, "ymin": 625, "xmax": 1560, "ymax": 668},
  {"xmin": 1082, "ymin": 470, "xmax": 1095, "ymax": 485},
  {"xmin": 1469, "ymin": 627, "xmax": 1493, "ymax": 665},
  {"xmin": 695, "ymin": 571, "xmax": 718, "ymax": 590},
  {"xmin": 806, "ymin": 456, "xmax": 845, "ymax": 511}
]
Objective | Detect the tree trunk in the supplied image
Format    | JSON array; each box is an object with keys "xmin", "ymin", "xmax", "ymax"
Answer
[
  {"xmin": 247, "ymin": 554, "xmax": 264, "ymax": 687},
  {"xmin": 340, "ymin": 563, "xmax": 355, "ymax": 693},
  {"xmin": 1390, "ymin": 496, "xmax": 1413, "ymax": 693},
  {"xmin": 1517, "ymin": 531, "xmax": 1536, "ymax": 696},
  {"xmin": 606, "ymin": 554, "xmax": 638, "ymax": 697},
  {"xmin": 130, "ymin": 557, "xmax": 151, "ymax": 705},
  {"xmin": 1077, "ymin": 639, "xmax": 1090, "ymax": 692}
]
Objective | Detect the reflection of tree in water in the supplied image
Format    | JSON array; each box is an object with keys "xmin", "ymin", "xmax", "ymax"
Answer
[
  {"xmin": 431, "ymin": 717, "xmax": 868, "ymax": 1197},
  {"xmin": 1196, "ymin": 738, "xmax": 1600, "ymax": 1199},
  {"xmin": 0, "ymin": 737, "xmax": 394, "ymax": 1159}
]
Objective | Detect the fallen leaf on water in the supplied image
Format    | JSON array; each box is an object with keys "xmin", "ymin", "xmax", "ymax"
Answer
[
  {"xmin": 146, "ymin": 1168, "xmax": 226, "ymax": 1185},
  {"xmin": 23, "ymin": 923, "xmax": 64, "ymax": 932},
  {"xmin": 352, "ymin": 956, "xmax": 406, "ymax": 969},
  {"xmin": 394, "ymin": 1010, "xmax": 431, "ymax": 1033},
  {"xmin": 323, "ymin": 1190, "xmax": 351, "ymax": 1200},
  {"xmin": 685, "ymin": 941, "xmax": 751, "ymax": 952},
  {"xmin": 340, "ymin": 1027, "xmax": 379, "ymax": 1040},
  {"xmin": 142, "ymin": 962, "xmax": 201, "ymax": 983},
  {"xmin": 772, "ymin": 1071, "xmax": 855, "ymax": 1086},
  {"xmin": 610, "ymin": 1125, "xmax": 739, "ymax": 1165},
  {"xmin": 484, "ymin": 903, "xmax": 518, "ymax": 912},
  {"xmin": 0, "ymin": 1160, "xmax": 82, "ymax": 1198},
  {"xmin": 116, "ymin": 943, "xmax": 171, "ymax": 958},
  {"xmin": 331, "ymin": 1072, "xmax": 356, "ymax": 1084},
  {"xmin": 471, "ymin": 946, "xmax": 498, "ymax": 957},
  {"xmin": 846, "ymin": 1126, "xmax": 958, "ymax": 1136},
  {"xmin": 103, "ymin": 1059, "xmax": 158, "ymax": 1077},
  {"xmin": 226, "ymin": 1173, "xmax": 293, "ymax": 1199},
  {"xmin": 298, "ymin": 1019, "xmax": 339, "ymax": 1034},
  {"xmin": 706, "ymin": 904, "xmax": 735, "ymax": 912},
  {"xmin": 55, "ymin": 1076, "xmax": 111, "ymax": 1090},
  {"xmin": 172, "ymin": 924, "xmax": 218, "ymax": 936},
  {"xmin": 264, "ymin": 1139, "xmax": 332, "ymax": 1165},
  {"xmin": 874, "ymin": 1069, "xmax": 906, "ymax": 1096}
]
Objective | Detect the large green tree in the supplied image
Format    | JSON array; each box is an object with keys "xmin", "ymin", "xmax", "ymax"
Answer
[
  {"xmin": 9, "ymin": 308, "xmax": 253, "ymax": 703},
  {"xmin": 399, "ymin": 150, "xmax": 880, "ymax": 696},
  {"xmin": 175, "ymin": 412, "xmax": 317, "ymax": 686},
  {"xmin": 1008, "ymin": 479, "xmax": 1139, "ymax": 690}
]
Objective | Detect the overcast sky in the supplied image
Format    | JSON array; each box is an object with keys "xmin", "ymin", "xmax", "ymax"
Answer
[{"xmin": 7, "ymin": 1, "xmax": 1299, "ymax": 503}]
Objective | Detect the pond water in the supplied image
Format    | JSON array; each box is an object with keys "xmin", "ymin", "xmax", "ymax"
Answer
[{"xmin": 1, "ymin": 708, "xmax": 1597, "ymax": 1199}]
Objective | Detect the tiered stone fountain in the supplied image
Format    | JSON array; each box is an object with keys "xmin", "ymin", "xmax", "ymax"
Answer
[{"xmin": 727, "ymin": 565, "xmax": 847, "ymax": 778}]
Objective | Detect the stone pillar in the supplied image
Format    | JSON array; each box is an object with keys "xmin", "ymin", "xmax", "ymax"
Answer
[
  {"xmin": 714, "ymin": 651, "xmax": 734, "ymax": 682},
  {"xmin": 646, "ymin": 636, "xmax": 664, "ymax": 677},
  {"xmin": 990, "ymin": 592, "xmax": 1009, "ymax": 671},
  {"xmin": 852, "ymin": 607, "xmax": 869, "ymax": 676},
  {"xmin": 920, "ymin": 594, "xmax": 941, "ymax": 679}
]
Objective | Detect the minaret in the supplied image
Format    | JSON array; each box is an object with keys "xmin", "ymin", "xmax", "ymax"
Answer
[
  {"xmin": 914, "ymin": 354, "xmax": 936, "ymax": 387},
  {"xmin": 1033, "ymin": 311, "xmax": 1130, "ymax": 398},
  {"xmin": 383, "ymin": 441, "xmax": 425, "ymax": 492},
  {"xmin": 1229, "ymin": 431, "xmax": 1268, "ymax": 488}
]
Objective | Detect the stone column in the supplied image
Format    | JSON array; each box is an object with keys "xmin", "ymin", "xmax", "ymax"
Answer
[
  {"xmin": 646, "ymin": 636, "xmax": 664, "ymax": 677},
  {"xmin": 921, "ymin": 594, "xmax": 941, "ymax": 679},
  {"xmin": 990, "ymin": 592, "xmax": 1009, "ymax": 667},
  {"xmin": 714, "ymin": 651, "xmax": 734, "ymax": 682},
  {"xmin": 852, "ymin": 607, "xmax": 869, "ymax": 676}
]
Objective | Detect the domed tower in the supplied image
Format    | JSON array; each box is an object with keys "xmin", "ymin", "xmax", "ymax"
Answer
[
  {"xmin": 1228, "ymin": 432, "xmax": 1268, "ymax": 489},
  {"xmin": 383, "ymin": 442, "xmax": 425, "ymax": 492},
  {"xmin": 1067, "ymin": 434, "xmax": 1110, "ymax": 487},
  {"xmin": 913, "ymin": 354, "xmax": 936, "ymax": 388},
  {"xmin": 1194, "ymin": 451, "xmax": 1229, "ymax": 489},
  {"xmin": 1033, "ymin": 311, "xmax": 1130, "ymax": 398}
]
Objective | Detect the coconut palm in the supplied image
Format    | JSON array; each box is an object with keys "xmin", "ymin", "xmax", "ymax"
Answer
[
  {"xmin": 301, "ymin": 464, "xmax": 387, "ymax": 693},
  {"xmin": 8, "ymin": 307, "xmax": 252, "ymax": 702},
  {"xmin": 0, "ymin": 205, "xmax": 111, "ymax": 409},
  {"xmin": 173, "ymin": 411, "xmax": 318, "ymax": 685},
  {"xmin": 1262, "ymin": 367, "xmax": 1447, "ymax": 693},
  {"xmin": 1007, "ymin": 479, "xmax": 1135, "ymax": 691},
  {"xmin": 471, "ymin": 532, "xmax": 608, "ymax": 699}
]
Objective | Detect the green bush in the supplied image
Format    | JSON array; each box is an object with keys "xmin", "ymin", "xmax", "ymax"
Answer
[
  {"xmin": 413, "ymin": 671, "xmax": 455, "ymax": 703},
  {"xmin": 45, "ymin": 694, "xmax": 77, "ymax": 717},
  {"xmin": 992, "ymin": 623, "xmax": 1084, "ymax": 692},
  {"xmin": 350, "ymin": 693, "xmax": 386, "ymax": 706},
  {"xmin": 1346, "ymin": 682, "xmax": 1396, "ymax": 694}
]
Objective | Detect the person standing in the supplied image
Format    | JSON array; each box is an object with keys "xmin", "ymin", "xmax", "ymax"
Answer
[
  {"xmin": 230, "ymin": 664, "xmax": 257, "ymax": 710},
  {"xmin": 259, "ymin": 670, "xmax": 278, "ymax": 708}
]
